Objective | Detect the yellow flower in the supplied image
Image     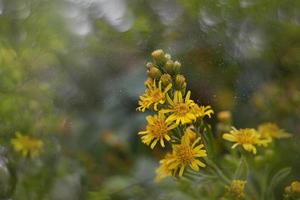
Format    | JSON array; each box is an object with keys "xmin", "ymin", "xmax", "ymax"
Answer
[
  {"xmin": 155, "ymin": 153, "xmax": 175, "ymax": 182},
  {"xmin": 138, "ymin": 112, "xmax": 178, "ymax": 149},
  {"xmin": 168, "ymin": 129, "xmax": 207, "ymax": 176},
  {"xmin": 191, "ymin": 104, "xmax": 214, "ymax": 119},
  {"xmin": 226, "ymin": 180, "xmax": 247, "ymax": 199},
  {"xmin": 11, "ymin": 133, "xmax": 43, "ymax": 158},
  {"xmin": 258, "ymin": 122, "xmax": 291, "ymax": 143},
  {"xmin": 223, "ymin": 127, "xmax": 268, "ymax": 154},
  {"xmin": 137, "ymin": 80, "xmax": 172, "ymax": 112},
  {"xmin": 285, "ymin": 181, "xmax": 300, "ymax": 194},
  {"xmin": 161, "ymin": 91, "xmax": 197, "ymax": 125}
]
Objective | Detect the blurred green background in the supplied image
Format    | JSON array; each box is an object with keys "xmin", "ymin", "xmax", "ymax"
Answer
[{"xmin": 0, "ymin": 0, "xmax": 299, "ymax": 199}]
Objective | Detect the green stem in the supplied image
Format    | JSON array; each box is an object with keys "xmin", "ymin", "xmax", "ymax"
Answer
[
  {"xmin": 205, "ymin": 158, "xmax": 230, "ymax": 184},
  {"xmin": 185, "ymin": 169, "xmax": 217, "ymax": 180}
]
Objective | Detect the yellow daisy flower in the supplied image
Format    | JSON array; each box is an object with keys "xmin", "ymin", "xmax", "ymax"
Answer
[
  {"xmin": 161, "ymin": 90, "xmax": 197, "ymax": 125},
  {"xmin": 191, "ymin": 103, "xmax": 214, "ymax": 119},
  {"xmin": 222, "ymin": 127, "xmax": 267, "ymax": 154},
  {"xmin": 11, "ymin": 133, "xmax": 43, "ymax": 158},
  {"xmin": 138, "ymin": 112, "xmax": 178, "ymax": 149},
  {"xmin": 137, "ymin": 80, "xmax": 172, "ymax": 112},
  {"xmin": 225, "ymin": 180, "xmax": 247, "ymax": 199},
  {"xmin": 258, "ymin": 122, "xmax": 291, "ymax": 143},
  {"xmin": 169, "ymin": 129, "xmax": 207, "ymax": 176}
]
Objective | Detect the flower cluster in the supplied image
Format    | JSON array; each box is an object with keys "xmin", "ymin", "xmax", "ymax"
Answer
[
  {"xmin": 222, "ymin": 123, "xmax": 291, "ymax": 154},
  {"xmin": 136, "ymin": 50, "xmax": 294, "ymax": 200},
  {"xmin": 137, "ymin": 50, "xmax": 213, "ymax": 181}
]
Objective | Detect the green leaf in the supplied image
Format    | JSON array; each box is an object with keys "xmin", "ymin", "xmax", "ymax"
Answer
[
  {"xmin": 267, "ymin": 167, "xmax": 291, "ymax": 200},
  {"xmin": 233, "ymin": 157, "xmax": 248, "ymax": 180}
]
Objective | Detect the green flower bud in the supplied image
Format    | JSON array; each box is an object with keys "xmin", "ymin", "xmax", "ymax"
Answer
[
  {"xmin": 175, "ymin": 74, "xmax": 186, "ymax": 90},
  {"xmin": 146, "ymin": 62, "xmax": 154, "ymax": 69},
  {"xmin": 165, "ymin": 53, "xmax": 171, "ymax": 60},
  {"xmin": 147, "ymin": 67, "xmax": 162, "ymax": 79},
  {"xmin": 174, "ymin": 61, "xmax": 182, "ymax": 73},
  {"xmin": 160, "ymin": 74, "xmax": 172, "ymax": 86},
  {"xmin": 151, "ymin": 49, "xmax": 165, "ymax": 62},
  {"xmin": 164, "ymin": 60, "xmax": 174, "ymax": 74}
]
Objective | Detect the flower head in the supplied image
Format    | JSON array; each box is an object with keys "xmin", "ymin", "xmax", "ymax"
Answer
[
  {"xmin": 168, "ymin": 129, "xmax": 207, "ymax": 176},
  {"xmin": 191, "ymin": 104, "xmax": 214, "ymax": 119},
  {"xmin": 223, "ymin": 127, "xmax": 268, "ymax": 154},
  {"xmin": 226, "ymin": 180, "xmax": 247, "ymax": 199},
  {"xmin": 11, "ymin": 133, "xmax": 43, "ymax": 158},
  {"xmin": 258, "ymin": 122, "xmax": 291, "ymax": 143},
  {"xmin": 137, "ymin": 80, "xmax": 172, "ymax": 112},
  {"xmin": 155, "ymin": 153, "xmax": 175, "ymax": 182},
  {"xmin": 161, "ymin": 91, "xmax": 197, "ymax": 125},
  {"xmin": 138, "ymin": 112, "xmax": 177, "ymax": 149}
]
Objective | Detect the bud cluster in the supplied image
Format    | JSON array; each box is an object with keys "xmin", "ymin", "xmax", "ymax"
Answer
[{"xmin": 146, "ymin": 49, "xmax": 186, "ymax": 93}]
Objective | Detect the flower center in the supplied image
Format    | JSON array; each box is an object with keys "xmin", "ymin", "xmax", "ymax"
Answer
[
  {"xmin": 150, "ymin": 89, "xmax": 164, "ymax": 102},
  {"xmin": 174, "ymin": 103, "xmax": 189, "ymax": 116},
  {"xmin": 236, "ymin": 133, "xmax": 255, "ymax": 144},
  {"xmin": 149, "ymin": 119, "xmax": 168, "ymax": 138},
  {"xmin": 175, "ymin": 145, "xmax": 194, "ymax": 164}
]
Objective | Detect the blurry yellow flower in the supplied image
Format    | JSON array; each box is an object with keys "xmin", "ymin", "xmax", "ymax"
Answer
[
  {"xmin": 223, "ymin": 127, "xmax": 268, "ymax": 154},
  {"xmin": 226, "ymin": 180, "xmax": 247, "ymax": 199},
  {"xmin": 155, "ymin": 153, "xmax": 175, "ymax": 182},
  {"xmin": 137, "ymin": 80, "xmax": 172, "ymax": 112},
  {"xmin": 258, "ymin": 122, "xmax": 291, "ymax": 143},
  {"xmin": 169, "ymin": 129, "xmax": 207, "ymax": 176},
  {"xmin": 285, "ymin": 181, "xmax": 300, "ymax": 194},
  {"xmin": 138, "ymin": 112, "xmax": 177, "ymax": 149},
  {"xmin": 217, "ymin": 110, "xmax": 231, "ymax": 122},
  {"xmin": 11, "ymin": 133, "xmax": 43, "ymax": 158},
  {"xmin": 191, "ymin": 104, "xmax": 214, "ymax": 119},
  {"xmin": 161, "ymin": 91, "xmax": 197, "ymax": 125}
]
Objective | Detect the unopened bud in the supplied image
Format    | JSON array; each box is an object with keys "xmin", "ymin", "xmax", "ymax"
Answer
[
  {"xmin": 164, "ymin": 60, "xmax": 174, "ymax": 74},
  {"xmin": 151, "ymin": 49, "xmax": 165, "ymax": 61},
  {"xmin": 165, "ymin": 53, "xmax": 171, "ymax": 60},
  {"xmin": 175, "ymin": 74, "xmax": 186, "ymax": 90},
  {"xmin": 160, "ymin": 74, "xmax": 172, "ymax": 86},
  {"xmin": 217, "ymin": 111, "xmax": 232, "ymax": 123},
  {"xmin": 146, "ymin": 62, "xmax": 154, "ymax": 69},
  {"xmin": 147, "ymin": 67, "xmax": 162, "ymax": 79},
  {"xmin": 174, "ymin": 61, "xmax": 182, "ymax": 73}
]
